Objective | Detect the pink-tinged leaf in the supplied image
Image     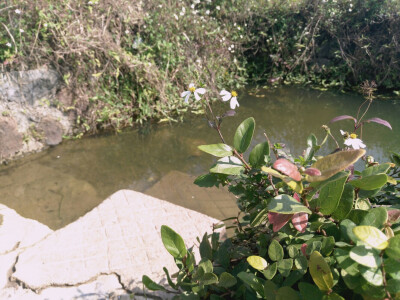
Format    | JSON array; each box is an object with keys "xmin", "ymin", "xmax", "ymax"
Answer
[
  {"xmin": 268, "ymin": 212, "xmax": 292, "ymax": 232},
  {"xmin": 364, "ymin": 118, "xmax": 392, "ymax": 130},
  {"xmin": 388, "ymin": 209, "xmax": 400, "ymax": 223},
  {"xmin": 329, "ymin": 115, "xmax": 357, "ymax": 124},
  {"xmin": 301, "ymin": 244, "xmax": 307, "ymax": 256},
  {"xmin": 292, "ymin": 212, "xmax": 308, "ymax": 233},
  {"xmin": 304, "ymin": 168, "xmax": 321, "ymax": 176},
  {"xmin": 293, "ymin": 193, "xmax": 300, "ymax": 202},
  {"xmin": 273, "ymin": 158, "xmax": 301, "ymax": 181}
]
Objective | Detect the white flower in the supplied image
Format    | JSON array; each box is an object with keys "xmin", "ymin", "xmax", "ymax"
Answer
[
  {"xmin": 6, "ymin": 42, "xmax": 12, "ymax": 47},
  {"xmin": 220, "ymin": 90, "xmax": 239, "ymax": 109},
  {"xmin": 216, "ymin": 5, "xmax": 220, "ymax": 10},
  {"xmin": 341, "ymin": 130, "xmax": 366, "ymax": 150},
  {"xmin": 15, "ymin": 9, "xmax": 21, "ymax": 14},
  {"xmin": 19, "ymin": 29, "xmax": 24, "ymax": 33},
  {"xmin": 205, "ymin": 10, "xmax": 210, "ymax": 15},
  {"xmin": 181, "ymin": 83, "xmax": 206, "ymax": 103},
  {"xmin": 174, "ymin": 14, "xmax": 179, "ymax": 20}
]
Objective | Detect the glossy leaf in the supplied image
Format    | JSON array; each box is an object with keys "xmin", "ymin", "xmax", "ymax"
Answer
[
  {"xmin": 210, "ymin": 156, "xmax": 244, "ymax": 175},
  {"xmin": 251, "ymin": 208, "xmax": 269, "ymax": 227},
  {"xmin": 360, "ymin": 207, "xmax": 388, "ymax": 229},
  {"xmin": 329, "ymin": 115, "xmax": 357, "ymax": 124},
  {"xmin": 304, "ymin": 168, "xmax": 321, "ymax": 176},
  {"xmin": 306, "ymin": 149, "xmax": 365, "ymax": 182},
  {"xmin": 268, "ymin": 240, "xmax": 284, "ymax": 261},
  {"xmin": 267, "ymin": 195, "xmax": 311, "ymax": 214},
  {"xmin": 218, "ymin": 272, "xmax": 237, "ymax": 288},
  {"xmin": 359, "ymin": 266, "xmax": 383, "ymax": 286},
  {"xmin": 309, "ymin": 251, "xmax": 334, "ymax": 292},
  {"xmin": 295, "ymin": 256, "xmax": 308, "ymax": 271},
  {"xmin": 262, "ymin": 262, "xmax": 278, "ymax": 280},
  {"xmin": 248, "ymin": 255, "xmax": 268, "ymax": 271},
  {"xmin": 161, "ymin": 225, "xmax": 187, "ymax": 259},
  {"xmin": 277, "ymin": 259, "xmax": 293, "ymax": 277},
  {"xmin": 352, "ymin": 226, "xmax": 389, "ymax": 250},
  {"xmin": 249, "ymin": 142, "xmax": 270, "ymax": 168},
  {"xmin": 315, "ymin": 172, "xmax": 348, "ymax": 215},
  {"xmin": 364, "ymin": 117, "xmax": 392, "ymax": 130},
  {"xmin": 142, "ymin": 275, "xmax": 166, "ymax": 291},
  {"xmin": 385, "ymin": 235, "xmax": 400, "ymax": 260},
  {"xmin": 349, "ymin": 173, "xmax": 388, "ymax": 190},
  {"xmin": 273, "ymin": 158, "xmax": 301, "ymax": 181},
  {"xmin": 362, "ymin": 163, "xmax": 392, "ymax": 176},
  {"xmin": 331, "ymin": 184, "xmax": 354, "ymax": 220},
  {"xmin": 233, "ymin": 117, "xmax": 255, "ymax": 153},
  {"xmin": 194, "ymin": 173, "xmax": 219, "ymax": 188},
  {"xmin": 334, "ymin": 248, "xmax": 359, "ymax": 276},
  {"xmin": 198, "ymin": 143, "xmax": 233, "ymax": 157},
  {"xmin": 349, "ymin": 246, "xmax": 382, "ymax": 268}
]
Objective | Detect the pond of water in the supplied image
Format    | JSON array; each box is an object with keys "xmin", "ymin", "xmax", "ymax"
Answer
[{"xmin": 1, "ymin": 86, "xmax": 399, "ymax": 229}]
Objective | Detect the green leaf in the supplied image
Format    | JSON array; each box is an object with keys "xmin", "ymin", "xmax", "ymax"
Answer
[
  {"xmin": 349, "ymin": 173, "xmax": 388, "ymax": 190},
  {"xmin": 334, "ymin": 248, "xmax": 359, "ymax": 276},
  {"xmin": 304, "ymin": 134, "xmax": 318, "ymax": 162},
  {"xmin": 200, "ymin": 233, "xmax": 212, "ymax": 260},
  {"xmin": 234, "ymin": 117, "xmax": 255, "ymax": 153},
  {"xmin": 331, "ymin": 184, "xmax": 354, "ymax": 220},
  {"xmin": 359, "ymin": 266, "xmax": 383, "ymax": 286},
  {"xmin": 385, "ymin": 235, "xmax": 400, "ymax": 260},
  {"xmin": 262, "ymin": 262, "xmax": 278, "ymax": 280},
  {"xmin": 387, "ymin": 279, "xmax": 400, "ymax": 294},
  {"xmin": 199, "ymin": 259, "xmax": 213, "ymax": 274},
  {"xmin": 142, "ymin": 275, "xmax": 166, "ymax": 291},
  {"xmin": 218, "ymin": 272, "xmax": 237, "ymax": 288},
  {"xmin": 210, "ymin": 156, "xmax": 244, "ymax": 175},
  {"xmin": 277, "ymin": 259, "xmax": 293, "ymax": 277},
  {"xmin": 353, "ymin": 226, "xmax": 389, "ymax": 250},
  {"xmin": 309, "ymin": 251, "xmax": 334, "ymax": 292},
  {"xmin": 237, "ymin": 271, "xmax": 265, "ymax": 297},
  {"xmin": 198, "ymin": 143, "xmax": 233, "ymax": 157},
  {"xmin": 349, "ymin": 246, "xmax": 382, "ymax": 268},
  {"xmin": 347, "ymin": 209, "xmax": 368, "ymax": 225},
  {"xmin": 340, "ymin": 219, "xmax": 358, "ymax": 243},
  {"xmin": 360, "ymin": 207, "xmax": 388, "ymax": 229},
  {"xmin": 384, "ymin": 258, "xmax": 400, "ymax": 279},
  {"xmin": 315, "ymin": 172, "xmax": 348, "ymax": 215},
  {"xmin": 194, "ymin": 173, "xmax": 219, "ymax": 188},
  {"xmin": 275, "ymin": 286, "xmax": 300, "ymax": 300},
  {"xmin": 294, "ymin": 256, "xmax": 308, "ymax": 271},
  {"xmin": 268, "ymin": 240, "xmax": 284, "ymax": 261},
  {"xmin": 306, "ymin": 149, "xmax": 365, "ymax": 182},
  {"xmin": 321, "ymin": 236, "xmax": 335, "ymax": 256},
  {"xmin": 362, "ymin": 163, "xmax": 392, "ymax": 176},
  {"xmin": 299, "ymin": 282, "xmax": 323, "ymax": 300},
  {"xmin": 322, "ymin": 293, "xmax": 345, "ymax": 300},
  {"xmin": 264, "ymin": 280, "xmax": 278, "ymax": 300},
  {"xmin": 163, "ymin": 267, "xmax": 177, "ymax": 290},
  {"xmin": 251, "ymin": 208, "xmax": 269, "ymax": 227},
  {"xmin": 248, "ymin": 255, "xmax": 268, "ymax": 270},
  {"xmin": 200, "ymin": 273, "xmax": 219, "ymax": 285},
  {"xmin": 249, "ymin": 142, "xmax": 270, "ymax": 168},
  {"xmin": 341, "ymin": 269, "xmax": 363, "ymax": 289},
  {"xmin": 161, "ymin": 225, "xmax": 187, "ymax": 259},
  {"xmin": 267, "ymin": 194, "xmax": 311, "ymax": 214}
]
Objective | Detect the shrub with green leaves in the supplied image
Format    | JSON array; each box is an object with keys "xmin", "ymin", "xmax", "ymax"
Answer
[{"xmin": 143, "ymin": 82, "xmax": 400, "ymax": 299}]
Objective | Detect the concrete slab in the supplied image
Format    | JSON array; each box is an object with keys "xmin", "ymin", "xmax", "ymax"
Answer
[{"xmin": 11, "ymin": 190, "xmax": 224, "ymax": 296}]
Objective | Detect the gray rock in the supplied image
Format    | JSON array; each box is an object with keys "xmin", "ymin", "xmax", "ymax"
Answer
[
  {"xmin": 38, "ymin": 117, "xmax": 64, "ymax": 146},
  {"xmin": 0, "ymin": 68, "xmax": 61, "ymax": 105},
  {"xmin": 0, "ymin": 117, "xmax": 23, "ymax": 159}
]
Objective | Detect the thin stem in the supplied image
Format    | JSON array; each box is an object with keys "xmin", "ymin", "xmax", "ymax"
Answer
[
  {"xmin": 381, "ymin": 253, "xmax": 392, "ymax": 300},
  {"xmin": 264, "ymin": 133, "xmax": 278, "ymax": 159},
  {"xmin": 356, "ymin": 100, "xmax": 372, "ymax": 131},
  {"xmin": 355, "ymin": 99, "xmax": 369, "ymax": 124},
  {"xmin": 268, "ymin": 174, "xmax": 279, "ymax": 196}
]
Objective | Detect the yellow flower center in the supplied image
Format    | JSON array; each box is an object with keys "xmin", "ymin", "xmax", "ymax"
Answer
[
  {"xmin": 189, "ymin": 87, "xmax": 196, "ymax": 93},
  {"xmin": 231, "ymin": 91, "xmax": 237, "ymax": 97},
  {"xmin": 350, "ymin": 133, "xmax": 357, "ymax": 139}
]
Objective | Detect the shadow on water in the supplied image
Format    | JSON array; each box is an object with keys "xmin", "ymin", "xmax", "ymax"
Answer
[{"xmin": 0, "ymin": 86, "xmax": 399, "ymax": 229}]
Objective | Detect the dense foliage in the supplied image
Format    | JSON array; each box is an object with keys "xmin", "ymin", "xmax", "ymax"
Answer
[
  {"xmin": 143, "ymin": 83, "xmax": 400, "ymax": 299},
  {"xmin": 1, "ymin": 0, "xmax": 399, "ymax": 135}
]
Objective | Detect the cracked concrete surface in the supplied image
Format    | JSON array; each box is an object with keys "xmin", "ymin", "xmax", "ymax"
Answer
[{"xmin": 0, "ymin": 190, "xmax": 224, "ymax": 299}]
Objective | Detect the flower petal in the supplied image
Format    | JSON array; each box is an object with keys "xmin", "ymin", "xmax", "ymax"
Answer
[
  {"xmin": 181, "ymin": 91, "xmax": 190, "ymax": 98},
  {"xmin": 340, "ymin": 129, "xmax": 345, "ymax": 136},
  {"xmin": 230, "ymin": 97, "xmax": 239, "ymax": 109},
  {"xmin": 194, "ymin": 91, "xmax": 201, "ymax": 100},
  {"xmin": 220, "ymin": 89, "xmax": 230, "ymax": 96},
  {"xmin": 189, "ymin": 83, "xmax": 195, "ymax": 88},
  {"xmin": 184, "ymin": 93, "xmax": 191, "ymax": 103},
  {"xmin": 221, "ymin": 94, "xmax": 231, "ymax": 101},
  {"xmin": 195, "ymin": 88, "xmax": 206, "ymax": 94}
]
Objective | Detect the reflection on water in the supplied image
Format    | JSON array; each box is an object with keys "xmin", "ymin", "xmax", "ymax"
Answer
[{"xmin": 0, "ymin": 86, "xmax": 399, "ymax": 229}]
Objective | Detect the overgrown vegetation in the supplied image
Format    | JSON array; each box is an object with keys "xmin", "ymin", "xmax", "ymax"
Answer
[{"xmin": 1, "ymin": 0, "xmax": 399, "ymax": 135}]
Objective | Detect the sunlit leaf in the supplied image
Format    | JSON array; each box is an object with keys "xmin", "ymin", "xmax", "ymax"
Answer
[
  {"xmin": 273, "ymin": 158, "xmax": 301, "ymax": 181},
  {"xmin": 262, "ymin": 262, "xmax": 277, "ymax": 280},
  {"xmin": 161, "ymin": 225, "xmax": 187, "ymax": 259},
  {"xmin": 268, "ymin": 240, "xmax": 284, "ymax": 261},
  {"xmin": 142, "ymin": 275, "xmax": 167, "ymax": 291},
  {"xmin": 359, "ymin": 266, "xmax": 383, "ymax": 286},
  {"xmin": 210, "ymin": 156, "xmax": 244, "ymax": 175},
  {"xmin": 267, "ymin": 194, "xmax": 311, "ymax": 214},
  {"xmin": 387, "ymin": 209, "xmax": 400, "ymax": 223},
  {"xmin": 292, "ymin": 212, "xmax": 308, "ymax": 233},
  {"xmin": 268, "ymin": 212, "xmax": 292, "ymax": 232},
  {"xmin": 362, "ymin": 163, "xmax": 392, "ymax": 176},
  {"xmin": 249, "ymin": 142, "xmax": 270, "ymax": 168},
  {"xmin": 251, "ymin": 208, "xmax": 269, "ymax": 227},
  {"xmin": 200, "ymin": 273, "xmax": 219, "ymax": 285},
  {"xmin": 306, "ymin": 149, "xmax": 365, "ymax": 182},
  {"xmin": 349, "ymin": 246, "xmax": 382, "ymax": 268},
  {"xmin": 277, "ymin": 258, "xmax": 293, "ymax": 277},
  {"xmin": 247, "ymin": 255, "xmax": 268, "ymax": 270},
  {"xmin": 352, "ymin": 226, "xmax": 388, "ymax": 250},
  {"xmin": 349, "ymin": 173, "xmax": 388, "ymax": 190},
  {"xmin": 309, "ymin": 251, "xmax": 334, "ymax": 292},
  {"xmin": 360, "ymin": 207, "xmax": 388, "ymax": 229},
  {"xmin": 234, "ymin": 117, "xmax": 255, "ymax": 153},
  {"xmin": 198, "ymin": 143, "xmax": 233, "ymax": 157}
]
